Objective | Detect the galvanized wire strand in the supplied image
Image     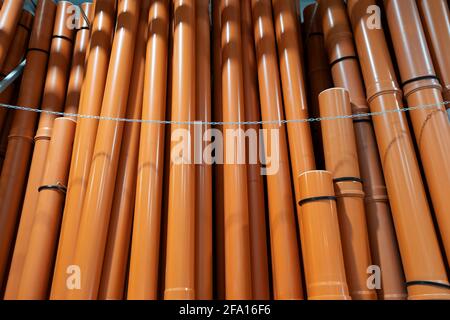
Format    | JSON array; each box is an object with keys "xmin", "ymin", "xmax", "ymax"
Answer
[{"xmin": 0, "ymin": 101, "xmax": 449, "ymax": 126}]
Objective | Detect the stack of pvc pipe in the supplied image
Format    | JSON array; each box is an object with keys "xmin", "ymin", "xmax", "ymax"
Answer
[{"xmin": 0, "ymin": 0, "xmax": 449, "ymax": 300}]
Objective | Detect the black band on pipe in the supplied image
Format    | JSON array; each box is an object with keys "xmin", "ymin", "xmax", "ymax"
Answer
[
  {"xmin": 299, "ymin": 196, "xmax": 337, "ymax": 206},
  {"xmin": 308, "ymin": 32, "xmax": 323, "ymax": 38},
  {"xmin": 38, "ymin": 184, "xmax": 67, "ymax": 194},
  {"xmin": 27, "ymin": 48, "xmax": 49, "ymax": 55},
  {"xmin": 406, "ymin": 281, "xmax": 450, "ymax": 290},
  {"xmin": 330, "ymin": 56, "xmax": 357, "ymax": 68},
  {"xmin": 18, "ymin": 23, "xmax": 31, "ymax": 33},
  {"xmin": 52, "ymin": 35, "xmax": 74, "ymax": 43},
  {"xmin": 402, "ymin": 75, "xmax": 439, "ymax": 88},
  {"xmin": 333, "ymin": 177, "xmax": 364, "ymax": 184},
  {"xmin": 77, "ymin": 26, "xmax": 90, "ymax": 31},
  {"xmin": 353, "ymin": 119, "xmax": 371, "ymax": 123}
]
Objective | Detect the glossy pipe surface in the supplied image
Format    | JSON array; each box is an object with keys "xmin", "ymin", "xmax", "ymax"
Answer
[
  {"xmin": 241, "ymin": 0, "xmax": 270, "ymax": 300},
  {"xmin": 127, "ymin": 0, "xmax": 169, "ymax": 300},
  {"xmin": 251, "ymin": 0, "xmax": 303, "ymax": 300},
  {"xmin": 67, "ymin": 0, "xmax": 142, "ymax": 300},
  {"xmin": 7, "ymin": 2, "xmax": 74, "ymax": 299},
  {"xmin": 320, "ymin": 0, "xmax": 406, "ymax": 300},
  {"xmin": 298, "ymin": 170, "xmax": 350, "ymax": 300},
  {"xmin": 99, "ymin": 0, "xmax": 150, "ymax": 300},
  {"xmin": 0, "ymin": 0, "xmax": 56, "ymax": 291},
  {"xmin": 51, "ymin": 0, "xmax": 116, "ymax": 299},
  {"xmin": 348, "ymin": 0, "xmax": 450, "ymax": 300},
  {"xmin": 195, "ymin": 0, "xmax": 213, "ymax": 300},
  {"xmin": 384, "ymin": 0, "xmax": 450, "ymax": 267},
  {"xmin": 164, "ymin": 0, "xmax": 196, "ymax": 300}
]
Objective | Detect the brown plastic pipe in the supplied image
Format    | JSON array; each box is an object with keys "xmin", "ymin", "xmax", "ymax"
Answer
[
  {"xmin": 0, "ymin": 109, "xmax": 11, "ymax": 171},
  {"xmin": 319, "ymin": 0, "xmax": 406, "ymax": 300},
  {"xmin": 195, "ymin": 0, "xmax": 213, "ymax": 300},
  {"xmin": 0, "ymin": 10, "xmax": 33, "ymax": 133},
  {"xmin": 297, "ymin": 170, "xmax": 350, "ymax": 300},
  {"xmin": 0, "ymin": 0, "xmax": 25, "ymax": 70},
  {"xmin": 384, "ymin": 0, "xmax": 450, "ymax": 267},
  {"xmin": 11, "ymin": 3, "xmax": 93, "ymax": 300},
  {"xmin": 50, "ymin": 0, "xmax": 116, "ymax": 300},
  {"xmin": 251, "ymin": 0, "xmax": 303, "ymax": 300},
  {"xmin": 303, "ymin": 3, "xmax": 332, "ymax": 169},
  {"xmin": 127, "ymin": 0, "xmax": 169, "ymax": 300},
  {"xmin": 417, "ymin": 0, "xmax": 450, "ymax": 108},
  {"xmin": 100, "ymin": 1, "xmax": 150, "ymax": 301},
  {"xmin": 4, "ymin": 2, "xmax": 74, "ymax": 299},
  {"xmin": 319, "ymin": 87, "xmax": 376, "ymax": 300},
  {"xmin": 66, "ymin": 0, "xmax": 141, "ymax": 300},
  {"xmin": 241, "ymin": 0, "xmax": 270, "ymax": 300},
  {"xmin": 347, "ymin": 0, "xmax": 450, "ymax": 300},
  {"xmin": 164, "ymin": 0, "xmax": 196, "ymax": 300},
  {"xmin": 0, "ymin": 0, "xmax": 56, "ymax": 291},
  {"xmin": 220, "ymin": 0, "xmax": 252, "ymax": 300},
  {"xmin": 16, "ymin": 118, "xmax": 76, "ymax": 300},
  {"xmin": 212, "ymin": 0, "xmax": 225, "ymax": 300}
]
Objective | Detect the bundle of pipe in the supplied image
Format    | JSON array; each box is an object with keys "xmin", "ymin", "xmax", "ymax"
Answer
[{"xmin": 0, "ymin": 0, "xmax": 449, "ymax": 301}]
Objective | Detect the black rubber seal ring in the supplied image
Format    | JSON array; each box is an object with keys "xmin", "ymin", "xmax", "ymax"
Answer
[
  {"xmin": 27, "ymin": 48, "xmax": 49, "ymax": 55},
  {"xmin": 333, "ymin": 177, "xmax": 364, "ymax": 183},
  {"xmin": 299, "ymin": 196, "xmax": 337, "ymax": 206},
  {"xmin": 402, "ymin": 75, "xmax": 438, "ymax": 88},
  {"xmin": 330, "ymin": 56, "xmax": 358, "ymax": 68},
  {"xmin": 406, "ymin": 281, "xmax": 450, "ymax": 290},
  {"xmin": 77, "ymin": 26, "xmax": 90, "ymax": 31},
  {"xmin": 52, "ymin": 34, "xmax": 73, "ymax": 43},
  {"xmin": 38, "ymin": 184, "xmax": 67, "ymax": 194}
]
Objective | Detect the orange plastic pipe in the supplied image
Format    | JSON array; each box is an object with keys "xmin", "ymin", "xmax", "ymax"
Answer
[
  {"xmin": 220, "ymin": 0, "xmax": 252, "ymax": 300},
  {"xmin": 0, "ymin": 10, "xmax": 33, "ymax": 132},
  {"xmin": 320, "ymin": 0, "xmax": 406, "ymax": 300},
  {"xmin": 0, "ymin": 109, "xmax": 11, "ymax": 171},
  {"xmin": 5, "ymin": 2, "xmax": 74, "ymax": 299},
  {"xmin": 64, "ymin": 2, "xmax": 94, "ymax": 116},
  {"xmin": 417, "ymin": 0, "xmax": 450, "ymax": 108},
  {"xmin": 9, "ymin": 4, "xmax": 93, "ymax": 300},
  {"xmin": 212, "ymin": 0, "xmax": 226, "ymax": 300},
  {"xmin": 195, "ymin": 0, "xmax": 213, "ymax": 300},
  {"xmin": 0, "ymin": 0, "xmax": 25, "ymax": 70},
  {"xmin": 127, "ymin": 0, "xmax": 169, "ymax": 300},
  {"xmin": 384, "ymin": 0, "xmax": 450, "ymax": 267},
  {"xmin": 0, "ymin": 0, "xmax": 56, "ymax": 291},
  {"xmin": 50, "ymin": 0, "xmax": 116, "ymax": 300},
  {"xmin": 251, "ymin": 0, "xmax": 303, "ymax": 300},
  {"xmin": 241, "ymin": 0, "xmax": 270, "ymax": 300},
  {"xmin": 100, "ymin": 1, "xmax": 150, "ymax": 301},
  {"xmin": 347, "ymin": 0, "xmax": 450, "ymax": 300},
  {"xmin": 271, "ymin": 0, "xmax": 316, "ymax": 264},
  {"xmin": 297, "ymin": 170, "xmax": 350, "ymax": 300},
  {"xmin": 303, "ymin": 3, "xmax": 332, "ymax": 169},
  {"xmin": 319, "ymin": 88, "xmax": 376, "ymax": 300},
  {"xmin": 67, "ymin": 0, "xmax": 142, "ymax": 300},
  {"xmin": 17, "ymin": 118, "xmax": 76, "ymax": 300},
  {"xmin": 164, "ymin": 0, "xmax": 196, "ymax": 300}
]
